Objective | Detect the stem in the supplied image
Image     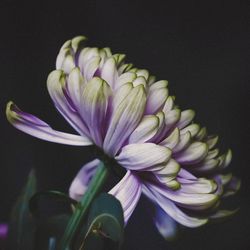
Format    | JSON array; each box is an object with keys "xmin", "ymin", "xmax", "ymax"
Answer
[{"xmin": 58, "ymin": 161, "xmax": 109, "ymax": 249}]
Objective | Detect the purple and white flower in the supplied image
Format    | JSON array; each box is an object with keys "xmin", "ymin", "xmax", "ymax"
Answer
[{"xmin": 6, "ymin": 36, "xmax": 240, "ymax": 238}]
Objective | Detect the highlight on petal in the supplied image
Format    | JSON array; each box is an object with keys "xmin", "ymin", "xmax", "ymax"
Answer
[
  {"xmin": 116, "ymin": 143, "xmax": 172, "ymax": 170},
  {"xmin": 6, "ymin": 101, "xmax": 92, "ymax": 146},
  {"xmin": 109, "ymin": 171, "xmax": 142, "ymax": 224},
  {"xmin": 69, "ymin": 159, "xmax": 100, "ymax": 201}
]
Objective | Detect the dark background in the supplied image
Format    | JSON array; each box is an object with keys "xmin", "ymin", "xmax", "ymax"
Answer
[{"xmin": 0, "ymin": 0, "xmax": 249, "ymax": 249}]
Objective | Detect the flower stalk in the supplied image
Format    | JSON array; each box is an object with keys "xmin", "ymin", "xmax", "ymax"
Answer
[{"xmin": 59, "ymin": 161, "xmax": 109, "ymax": 249}]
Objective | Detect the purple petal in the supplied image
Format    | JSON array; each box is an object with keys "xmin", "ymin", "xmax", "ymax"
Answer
[
  {"xmin": 0, "ymin": 224, "xmax": 8, "ymax": 240},
  {"xmin": 144, "ymin": 181, "xmax": 218, "ymax": 211},
  {"xmin": 143, "ymin": 184, "xmax": 208, "ymax": 227},
  {"xmin": 6, "ymin": 102, "xmax": 92, "ymax": 146},
  {"xmin": 109, "ymin": 171, "xmax": 142, "ymax": 224},
  {"xmin": 153, "ymin": 205, "xmax": 178, "ymax": 240},
  {"xmin": 69, "ymin": 159, "xmax": 100, "ymax": 200}
]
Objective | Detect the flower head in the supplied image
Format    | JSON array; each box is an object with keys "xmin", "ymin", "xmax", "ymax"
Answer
[{"xmin": 6, "ymin": 36, "xmax": 240, "ymax": 238}]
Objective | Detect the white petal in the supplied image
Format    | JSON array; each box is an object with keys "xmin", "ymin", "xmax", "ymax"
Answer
[
  {"xmin": 175, "ymin": 142, "xmax": 208, "ymax": 165},
  {"xmin": 116, "ymin": 72, "xmax": 136, "ymax": 89},
  {"xmin": 104, "ymin": 85, "xmax": 146, "ymax": 156},
  {"xmin": 177, "ymin": 109, "xmax": 195, "ymax": 129},
  {"xmin": 6, "ymin": 102, "xmax": 92, "ymax": 146},
  {"xmin": 47, "ymin": 70, "xmax": 90, "ymax": 136},
  {"xmin": 206, "ymin": 135, "xmax": 219, "ymax": 149},
  {"xmin": 83, "ymin": 56, "xmax": 101, "ymax": 81},
  {"xmin": 172, "ymin": 131, "xmax": 191, "ymax": 153},
  {"xmin": 162, "ymin": 96, "xmax": 174, "ymax": 114},
  {"xmin": 145, "ymin": 82, "xmax": 168, "ymax": 114},
  {"xmin": 160, "ymin": 128, "xmax": 180, "ymax": 149},
  {"xmin": 109, "ymin": 171, "xmax": 142, "ymax": 224},
  {"xmin": 101, "ymin": 57, "xmax": 118, "ymax": 88},
  {"xmin": 180, "ymin": 123, "xmax": 200, "ymax": 138},
  {"xmin": 129, "ymin": 115, "xmax": 159, "ymax": 143},
  {"xmin": 67, "ymin": 67, "xmax": 85, "ymax": 109},
  {"xmin": 116, "ymin": 143, "xmax": 171, "ymax": 170}
]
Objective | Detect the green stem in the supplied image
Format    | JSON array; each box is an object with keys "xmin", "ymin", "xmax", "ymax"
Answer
[{"xmin": 58, "ymin": 161, "xmax": 109, "ymax": 249}]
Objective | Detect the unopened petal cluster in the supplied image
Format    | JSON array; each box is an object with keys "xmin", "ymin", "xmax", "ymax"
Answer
[{"xmin": 7, "ymin": 36, "xmax": 240, "ymax": 237}]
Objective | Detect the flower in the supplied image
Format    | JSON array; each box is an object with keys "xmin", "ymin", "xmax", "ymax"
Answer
[{"xmin": 6, "ymin": 36, "xmax": 240, "ymax": 238}]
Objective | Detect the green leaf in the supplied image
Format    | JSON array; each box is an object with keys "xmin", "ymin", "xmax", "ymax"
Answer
[
  {"xmin": 29, "ymin": 190, "xmax": 77, "ymax": 217},
  {"xmin": 8, "ymin": 169, "xmax": 37, "ymax": 250},
  {"xmin": 80, "ymin": 193, "xmax": 124, "ymax": 250}
]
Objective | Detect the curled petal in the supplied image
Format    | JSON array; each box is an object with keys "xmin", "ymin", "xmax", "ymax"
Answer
[
  {"xmin": 109, "ymin": 171, "xmax": 142, "ymax": 224},
  {"xmin": 69, "ymin": 159, "xmax": 100, "ymax": 200},
  {"xmin": 160, "ymin": 128, "xmax": 180, "ymax": 149},
  {"xmin": 101, "ymin": 57, "xmax": 118, "ymax": 88},
  {"xmin": 143, "ymin": 184, "xmax": 208, "ymax": 227},
  {"xmin": 145, "ymin": 182, "xmax": 218, "ymax": 211},
  {"xmin": 172, "ymin": 131, "xmax": 191, "ymax": 153},
  {"xmin": 129, "ymin": 115, "xmax": 159, "ymax": 143},
  {"xmin": 6, "ymin": 102, "xmax": 92, "ymax": 146},
  {"xmin": 180, "ymin": 123, "xmax": 200, "ymax": 138},
  {"xmin": 47, "ymin": 70, "xmax": 90, "ymax": 136},
  {"xmin": 177, "ymin": 109, "xmax": 195, "ymax": 129},
  {"xmin": 116, "ymin": 143, "xmax": 172, "ymax": 170},
  {"xmin": 145, "ymin": 80, "xmax": 168, "ymax": 114},
  {"xmin": 175, "ymin": 142, "xmax": 208, "ymax": 165}
]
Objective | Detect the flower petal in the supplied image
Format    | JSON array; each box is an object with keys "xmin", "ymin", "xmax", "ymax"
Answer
[
  {"xmin": 146, "ymin": 182, "xmax": 218, "ymax": 211},
  {"xmin": 143, "ymin": 184, "xmax": 208, "ymax": 227},
  {"xmin": 47, "ymin": 70, "xmax": 90, "ymax": 136},
  {"xmin": 69, "ymin": 159, "xmax": 100, "ymax": 201},
  {"xmin": 116, "ymin": 143, "xmax": 171, "ymax": 170},
  {"xmin": 153, "ymin": 205, "xmax": 178, "ymax": 240},
  {"xmin": 175, "ymin": 142, "xmax": 208, "ymax": 165},
  {"xmin": 104, "ymin": 85, "xmax": 146, "ymax": 156},
  {"xmin": 145, "ymin": 80, "xmax": 168, "ymax": 114},
  {"xmin": 109, "ymin": 171, "xmax": 142, "ymax": 224},
  {"xmin": 177, "ymin": 109, "xmax": 195, "ymax": 129},
  {"xmin": 81, "ymin": 77, "xmax": 111, "ymax": 146},
  {"xmin": 6, "ymin": 102, "xmax": 92, "ymax": 146},
  {"xmin": 128, "ymin": 115, "xmax": 159, "ymax": 143},
  {"xmin": 101, "ymin": 57, "xmax": 118, "ymax": 88}
]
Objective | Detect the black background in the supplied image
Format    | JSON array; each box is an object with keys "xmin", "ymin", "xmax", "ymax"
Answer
[{"xmin": 1, "ymin": 0, "xmax": 249, "ymax": 249}]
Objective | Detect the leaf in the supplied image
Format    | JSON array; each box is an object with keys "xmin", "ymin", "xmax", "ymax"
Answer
[
  {"xmin": 8, "ymin": 169, "xmax": 37, "ymax": 250},
  {"xmin": 80, "ymin": 193, "xmax": 124, "ymax": 250},
  {"xmin": 29, "ymin": 190, "xmax": 77, "ymax": 217}
]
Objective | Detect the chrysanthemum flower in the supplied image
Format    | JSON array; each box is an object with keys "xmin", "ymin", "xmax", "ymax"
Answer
[{"xmin": 6, "ymin": 36, "xmax": 240, "ymax": 238}]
